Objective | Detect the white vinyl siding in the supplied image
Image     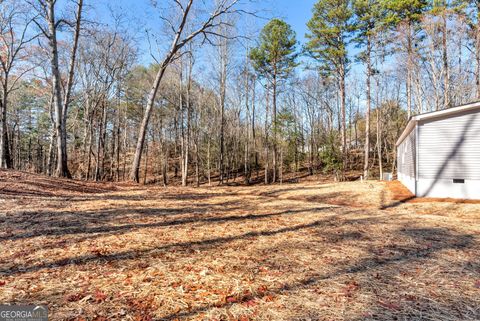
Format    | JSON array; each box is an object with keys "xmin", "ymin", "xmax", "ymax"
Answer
[
  {"xmin": 397, "ymin": 129, "xmax": 416, "ymax": 179},
  {"xmin": 418, "ymin": 110, "xmax": 480, "ymax": 180},
  {"xmin": 397, "ymin": 129, "xmax": 416, "ymax": 193}
]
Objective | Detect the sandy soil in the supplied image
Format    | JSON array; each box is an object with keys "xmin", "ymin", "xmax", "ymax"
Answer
[{"xmin": 0, "ymin": 170, "xmax": 479, "ymax": 320}]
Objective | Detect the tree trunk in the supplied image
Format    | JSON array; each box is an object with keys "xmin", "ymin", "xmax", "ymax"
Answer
[
  {"xmin": 272, "ymin": 67, "xmax": 277, "ymax": 183},
  {"xmin": 442, "ymin": 11, "xmax": 449, "ymax": 109},
  {"xmin": 264, "ymin": 84, "xmax": 270, "ymax": 184},
  {"xmin": 251, "ymin": 75, "xmax": 258, "ymax": 180},
  {"xmin": 0, "ymin": 82, "xmax": 12, "ymax": 169},
  {"xmin": 143, "ymin": 140, "xmax": 149, "ymax": 184},
  {"xmin": 195, "ymin": 140, "xmax": 199, "ymax": 187},
  {"xmin": 130, "ymin": 63, "xmax": 169, "ymax": 182},
  {"xmin": 100, "ymin": 100, "xmax": 108, "ymax": 179},
  {"xmin": 376, "ymin": 106, "xmax": 383, "ymax": 180},
  {"xmin": 61, "ymin": 0, "xmax": 83, "ymax": 174},
  {"xmin": 86, "ymin": 121, "xmax": 94, "ymax": 180},
  {"xmin": 364, "ymin": 34, "xmax": 371, "ymax": 180},
  {"xmin": 406, "ymin": 22, "xmax": 413, "ymax": 118},
  {"xmin": 244, "ymin": 59, "xmax": 250, "ymax": 185},
  {"xmin": 219, "ymin": 48, "xmax": 227, "ymax": 185},
  {"xmin": 94, "ymin": 104, "xmax": 104, "ymax": 181},
  {"xmin": 340, "ymin": 62, "xmax": 347, "ymax": 179},
  {"xmin": 207, "ymin": 139, "xmax": 211, "ymax": 186},
  {"xmin": 115, "ymin": 98, "xmax": 121, "ymax": 181},
  {"xmin": 162, "ymin": 146, "xmax": 168, "ymax": 187},
  {"xmin": 47, "ymin": 130, "xmax": 56, "ymax": 176},
  {"xmin": 46, "ymin": 1, "xmax": 71, "ymax": 178},
  {"xmin": 280, "ymin": 148, "xmax": 283, "ymax": 184},
  {"xmin": 182, "ymin": 58, "xmax": 193, "ymax": 187}
]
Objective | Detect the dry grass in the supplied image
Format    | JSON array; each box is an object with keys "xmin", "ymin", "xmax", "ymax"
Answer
[{"xmin": 0, "ymin": 170, "xmax": 479, "ymax": 320}]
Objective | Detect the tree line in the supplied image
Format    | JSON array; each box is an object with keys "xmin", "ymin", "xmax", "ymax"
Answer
[{"xmin": 1, "ymin": 0, "xmax": 479, "ymax": 185}]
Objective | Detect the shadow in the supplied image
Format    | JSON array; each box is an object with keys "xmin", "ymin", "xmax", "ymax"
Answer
[
  {"xmin": 378, "ymin": 181, "xmax": 416, "ymax": 210},
  {"xmin": 282, "ymin": 173, "xmax": 312, "ymax": 183},
  {"xmin": 0, "ymin": 208, "xmax": 354, "ymax": 277},
  {"xmin": 302, "ymin": 193, "xmax": 362, "ymax": 207},
  {"xmin": 379, "ymin": 193, "xmax": 416, "ymax": 210},
  {"xmin": 248, "ymin": 186, "xmax": 366, "ymax": 208},
  {"xmin": 158, "ymin": 226, "xmax": 475, "ymax": 320},
  {"xmin": 160, "ymin": 192, "xmax": 239, "ymax": 200},
  {"xmin": 256, "ymin": 186, "xmax": 327, "ymax": 198},
  {"xmin": 0, "ymin": 206, "xmax": 329, "ymax": 242},
  {"xmin": 323, "ymin": 231, "xmax": 366, "ymax": 243}
]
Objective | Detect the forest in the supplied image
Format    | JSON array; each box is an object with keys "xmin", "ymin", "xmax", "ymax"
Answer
[{"xmin": 1, "ymin": 0, "xmax": 479, "ymax": 185}]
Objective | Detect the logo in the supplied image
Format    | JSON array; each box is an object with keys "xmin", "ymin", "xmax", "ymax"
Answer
[{"xmin": 0, "ymin": 305, "xmax": 48, "ymax": 321}]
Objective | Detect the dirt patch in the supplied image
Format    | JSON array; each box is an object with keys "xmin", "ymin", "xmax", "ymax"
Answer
[{"xmin": 387, "ymin": 180, "xmax": 415, "ymax": 202}]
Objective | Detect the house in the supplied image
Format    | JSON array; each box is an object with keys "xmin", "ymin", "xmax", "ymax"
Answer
[{"xmin": 396, "ymin": 102, "xmax": 480, "ymax": 199}]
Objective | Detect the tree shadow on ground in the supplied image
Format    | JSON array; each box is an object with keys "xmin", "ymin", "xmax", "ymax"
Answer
[
  {"xmin": 0, "ymin": 208, "xmax": 357, "ymax": 276},
  {"xmin": 0, "ymin": 198, "xmax": 268, "ymax": 242},
  {"xmin": 253, "ymin": 187, "xmax": 366, "ymax": 208},
  {"xmin": 379, "ymin": 183, "xmax": 416, "ymax": 210},
  {"xmin": 256, "ymin": 186, "xmax": 328, "ymax": 198},
  {"xmin": 158, "ymin": 226, "xmax": 476, "ymax": 320}
]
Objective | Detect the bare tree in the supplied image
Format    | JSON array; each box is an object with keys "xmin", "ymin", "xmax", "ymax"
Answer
[
  {"xmin": 130, "ymin": 0, "xmax": 243, "ymax": 182},
  {"xmin": 0, "ymin": 0, "xmax": 38, "ymax": 168},
  {"xmin": 29, "ymin": 0, "xmax": 83, "ymax": 177}
]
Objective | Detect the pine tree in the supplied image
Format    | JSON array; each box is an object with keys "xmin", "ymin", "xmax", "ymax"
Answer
[
  {"xmin": 306, "ymin": 0, "xmax": 354, "ymax": 177},
  {"xmin": 456, "ymin": 0, "xmax": 480, "ymax": 99},
  {"xmin": 353, "ymin": 0, "xmax": 385, "ymax": 179},
  {"xmin": 250, "ymin": 18, "xmax": 297, "ymax": 183},
  {"xmin": 382, "ymin": 0, "xmax": 428, "ymax": 117}
]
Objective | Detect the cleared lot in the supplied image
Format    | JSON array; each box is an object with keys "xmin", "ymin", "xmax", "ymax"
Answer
[{"xmin": 0, "ymin": 171, "xmax": 479, "ymax": 320}]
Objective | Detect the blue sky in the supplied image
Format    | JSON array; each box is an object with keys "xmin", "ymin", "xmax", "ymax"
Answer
[
  {"xmin": 271, "ymin": 0, "xmax": 317, "ymax": 44},
  {"xmin": 92, "ymin": 0, "xmax": 370, "ymax": 84},
  {"xmin": 94, "ymin": 0, "xmax": 319, "ymax": 64},
  {"xmin": 104, "ymin": 0, "xmax": 317, "ymax": 40}
]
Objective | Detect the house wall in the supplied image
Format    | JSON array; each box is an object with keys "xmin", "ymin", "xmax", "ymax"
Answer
[
  {"xmin": 417, "ymin": 109, "xmax": 480, "ymax": 199},
  {"xmin": 416, "ymin": 179, "xmax": 480, "ymax": 199},
  {"xmin": 397, "ymin": 127, "xmax": 416, "ymax": 194}
]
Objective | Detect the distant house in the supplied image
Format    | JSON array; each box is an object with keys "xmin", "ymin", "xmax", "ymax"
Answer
[{"xmin": 396, "ymin": 102, "xmax": 480, "ymax": 199}]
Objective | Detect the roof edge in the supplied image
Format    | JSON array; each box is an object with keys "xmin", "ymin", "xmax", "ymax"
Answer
[
  {"xmin": 396, "ymin": 118, "xmax": 417, "ymax": 146},
  {"xmin": 396, "ymin": 100, "xmax": 480, "ymax": 147}
]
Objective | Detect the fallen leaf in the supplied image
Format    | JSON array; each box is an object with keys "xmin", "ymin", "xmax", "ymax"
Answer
[
  {"xmin": 257, "ymin": 285, "xmax": 268, "ymax": 294},
  {"xmin": 65, "ymin": 293, "xmax": 85, "ymax": 302},
  {"xmin": 242, "ymin": 299, "xmax": 257, "ymax": 307},
  {"xmin": 263, "ymin": 295, "xmax": 275, "ymax": 302},
  {"xmin": 0, "ymin": 280, "xmax": 6, "ymax": 286},
  {"xmin": 94, "ymin": 290, "xmax": 107, "ymax": 303},
  {"xmin": 343, "ymin": 280, "xmax": 360, "ymax": 297},
  {"xmin": 226, "ymin": 295, "xmax": 238, "ymax": 303}
]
